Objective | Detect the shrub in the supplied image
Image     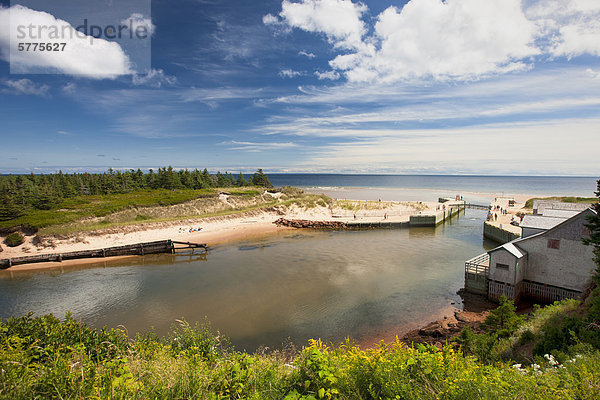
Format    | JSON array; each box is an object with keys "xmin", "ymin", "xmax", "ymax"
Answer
[
  {"xmin": 483, "ymin": 295, "xmax": 523, "ymax": 338},
  {"xmin": 4, "ymin": 232, "xmax": 24, "ymax": 247}
]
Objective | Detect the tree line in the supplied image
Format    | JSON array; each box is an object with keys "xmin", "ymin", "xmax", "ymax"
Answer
[{"xmin": 0, "ymin": 167, "xmax": 272, "ymax": 221}]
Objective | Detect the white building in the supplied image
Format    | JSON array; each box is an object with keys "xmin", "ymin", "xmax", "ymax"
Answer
[{"xmin": 466, "ymin": 208, "xmax": 596, "ymax": 303}]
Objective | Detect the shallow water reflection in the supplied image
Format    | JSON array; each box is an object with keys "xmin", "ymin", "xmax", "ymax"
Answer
[{"xmin": 1, "ymin": 210, "xmax": 492, "ymax": 351}]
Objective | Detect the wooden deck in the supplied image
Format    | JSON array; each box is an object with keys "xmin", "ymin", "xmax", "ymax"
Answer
[
  {"xmin": 0, "ymin": 239, "xmax": 207, "ymax": 269},
  {"xmin": 464, "ymin": 253, "xmax": 490, "ymax": 295}
]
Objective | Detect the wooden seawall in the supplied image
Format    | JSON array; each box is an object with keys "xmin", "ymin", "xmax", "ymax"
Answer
[{"xmin": 0, "ymin": 240, "xmax": 207, "ymax": 269}]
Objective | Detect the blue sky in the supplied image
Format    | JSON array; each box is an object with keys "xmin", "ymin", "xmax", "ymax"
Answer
[{"xmin": 0, "ymin": 0, "xmax": 599, "ymax": 175}]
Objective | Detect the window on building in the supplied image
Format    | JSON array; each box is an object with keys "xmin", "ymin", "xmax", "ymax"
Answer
[
  {"xmin": 547, "ymin": 239, "xmax": 560, "ymax": 249},
  {"xmin": 496, "ymin": 263, "xmax": 509, "ymax": 270},
  {"xmin": 582, "ymin": 227, "xmax": 591, "ymax": 236}
]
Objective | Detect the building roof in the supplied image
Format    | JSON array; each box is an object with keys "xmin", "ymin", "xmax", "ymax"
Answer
[
  {"xmin": 520, "ymin": 215, "xmax": 566, "ymax": 231},
  {"xmin": 533, "ymin": 200, "xmax": 591, "ymax": 214},
  {"xmin": 486, "ymin": 208, "xmax": 595, "ymax": 260},
  {"xmin": 542, "ymin": 209, "xmax": 581, "ymax": 219},
  {"xmin": 489, "ymin": 242, "xmax": 526, "ymax": 258}
]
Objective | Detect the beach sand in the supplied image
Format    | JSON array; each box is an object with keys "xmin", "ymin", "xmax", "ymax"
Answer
[
  {"xmin": 0, "ymin": 191, "xmax": 532, "ymax": 275},
  {"xmin": 0, "ymin": 212, "xmax": 290, "ymax": 274}
]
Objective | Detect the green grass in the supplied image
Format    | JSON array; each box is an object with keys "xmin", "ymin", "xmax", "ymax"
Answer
[
  {"xmin": 39, "ymin": 201, "xmax": 281, "ymax": 236},
  {"xmin": 524, "ymin": 196, "xmax": 597, "ymax": 209},
  {"xmin": 8, "ymin": 188, "xmax": 329, "ymax": 236},
  {"xmin": 0, "ymin": 188, "xmax": 265, "ymax": 232},
  {"xmin": 2, "ymin": 313, "xmax": 600, "ymax": 399},
  {"xmin": 0, "ymin": 186, "xmax": 332, "ymax": 236}
]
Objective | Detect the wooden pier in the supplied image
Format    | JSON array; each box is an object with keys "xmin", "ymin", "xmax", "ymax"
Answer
[{"xmin": 0, "ymin": 239, "xmax": 207, "ymax": 269}]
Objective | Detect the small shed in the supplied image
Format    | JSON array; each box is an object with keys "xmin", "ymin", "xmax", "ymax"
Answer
[{"xmin": 488, "ymin": 243, "xmax": 528, "ymax": 301}]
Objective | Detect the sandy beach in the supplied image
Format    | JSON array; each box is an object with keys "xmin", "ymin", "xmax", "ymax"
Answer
[
  {"xmin": 0, "ymin": 197, "xmax": 438, "ymax": 273},
  {"xmin": 0, "ymin": 190, "xmax": 533, "ymax": 275}
]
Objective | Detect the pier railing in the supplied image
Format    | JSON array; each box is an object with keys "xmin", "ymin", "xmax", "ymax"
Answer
[
  {"xmin": 465, "ymin": 253, "xmax": 490, "ymax": 277},
  {"xmin": 464, "ymin": 252, "xmax": 490, "ymax": 295}
]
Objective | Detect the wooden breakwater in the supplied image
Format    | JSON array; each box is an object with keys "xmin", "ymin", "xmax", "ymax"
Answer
[{"xmin": 0, "ymin": 240, "xmax": 207, "ymax": 269}]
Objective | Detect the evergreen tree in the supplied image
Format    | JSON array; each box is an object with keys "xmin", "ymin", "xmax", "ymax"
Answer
[
  {"xmin": 0, "ymin": 191, "xmax": 23, "ymax": 221},
  {"xmin": 236, "ymin": 172, "xmax": 246, "ymax": 187},
  {"xmin": 0, "ymin": 167, "xmax": 272, "ymax": 211},
  {"xmin": 482, "ymin": 295, "xmax": 523, "ymax": 337},
  {"xmin": 216, "ymin": 172, "xmax": 228, "ymax": 187},
  {"xmin": 251, "ymin": 169, "xmax": 272, "ymax": 187}
]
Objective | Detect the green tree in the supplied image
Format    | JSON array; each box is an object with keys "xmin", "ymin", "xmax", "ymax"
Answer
[
  {"xmin": 4, "ymin": 232, "xmax": 24, "ymax": 247},
  {"xmin": 251, "ymin": 169, "xmax": 272, "ymax": 188},
  {"xmin": 236, "ymin": 172, "xmax": 246, "ymax": 187},
  {"xmin": 0, "ymin": 191, "xmax": 23, "ymax": 221},
  {"xmin": 482, "ymin": 295, "xmax": 523, "ymax": 337},
  {"xmin": 216, "ymin": 172, "xmax": 228, "ymax": 187}
]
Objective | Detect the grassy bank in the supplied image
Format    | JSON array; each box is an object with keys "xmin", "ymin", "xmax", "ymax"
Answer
[
  {"xmin": 2, "ymin": 308, "xmax": 600, "ymax": 399},
  {"xmin": 0, "ymin": 186, "xmax": 331, "ymax": 237},
  {"xmin": 0, "ymin": 188, "xmax": 218, "ymax": 231}
]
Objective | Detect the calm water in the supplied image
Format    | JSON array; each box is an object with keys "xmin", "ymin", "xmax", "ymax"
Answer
[
  {"xmin": 269, "ymin": 174, "xmax": 597, "ymax": 198},
  {"xmin": 0, "ymin": 209, "xmax": 494, "ymax": 351}
]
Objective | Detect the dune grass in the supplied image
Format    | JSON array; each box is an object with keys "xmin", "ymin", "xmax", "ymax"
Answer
[
  {"xmin": 0, "ymin": 187, "xmax": 270, "ymax": 234},
  {"xmin": 1, "ymin": 187, "xmax": 330, "ymax": 236}
]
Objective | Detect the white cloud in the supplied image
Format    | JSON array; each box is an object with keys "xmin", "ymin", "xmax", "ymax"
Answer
[
  {"xmin": 255, "ymin": 67, "xmax": 600, "ymax": 143},
  {"xmin": 262, "ymin": 13, "xmax": 280, "ymax": 26},
  {"xmin": 298, "ymin": 50, "xmax": 316, "ymax": 58},
  {"xmin": 219, "ymin": 140, "xmax": 298, "ymax": 152},
  {"xmin": 268, "ymin": 0, "xmax": 369, "ymax": 51},
  {"xmin": 314, "ymin": 70, "xmax": 340, "ymax": 80},
  {"xmin": 586, "ymin": 68, "xmax": 600, "ymax": 79},
  {"xmin": 0, "ymin": 5, "xmax": 132, "ymax": 79},
  {"xmin": 121, "ymin": 13, "xmax": 155, "ymax": 37},
  {"xmin": 269, "ymin": 0, "xmax": 600, "ymax": 84},
  {"xmin": 179, "ymin": 87, "xmax": 267, "ymax": 103},
  {"xmin": 353, "ymin": 0, "xmax": 539, "ymax": 82},
  {"xmin": 279, "ymin": 69, "xmax": 304, "ymax": 78},
  {"xmin": 132, "ymin": 69, "xmax": 177, "ymax": 87},
  {"xmin": 2, "ymin": 78, "xmax": 49, "ymax": 96},
  {"xmin": 293, "ymin": 119, "xmax": 600, "ymax": 175},
  {"xmin": 525, "ymin": 0, "xmax": 600, "ymax": 57},
  {"xmin": 62, "ymin": 82, "xmax": 77, "ymax": 94}
]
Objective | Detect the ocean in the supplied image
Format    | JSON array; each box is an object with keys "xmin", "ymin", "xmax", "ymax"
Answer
[{"xmin": 268, "ymin": 174, "xmax": 597, "ymax": 197}]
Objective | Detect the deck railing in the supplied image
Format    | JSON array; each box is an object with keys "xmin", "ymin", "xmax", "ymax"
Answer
[{"xmin": 465, "ymin": 253, "xmax": 490, "ymax": 277}]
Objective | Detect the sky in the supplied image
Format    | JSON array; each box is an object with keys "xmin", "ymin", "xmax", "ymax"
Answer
[{"xmin": 0, "ymin": 0, "xmax": 599, "ymax": 176}]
